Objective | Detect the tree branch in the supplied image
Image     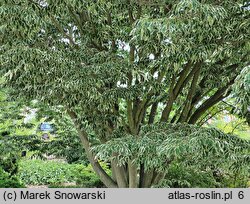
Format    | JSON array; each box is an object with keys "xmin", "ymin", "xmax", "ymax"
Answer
[
  {"xmin": 187, "ymin": 63, "xmax": 241, "ymax": 119},
  {"xmin": 188, "ymin": 78, "xmax": 235, "ymax": 124},
  {"xmin": 178, "ymin": 62, "xmax": 202, "ymax": 122},
  {"xmin": 50, "ymin": 16, "xmax": 78, "ymax": 48},
  {"xmin": 160, "ymin": 62, "xmax": 193, "ymax": 122},
  {"xmin": 148, "ymin": 102, "xmax": 158, "ymax": 124},
  {"xmin": 127, "ymin": 44, "xmax": 136, "ymax": 134},
  {"xmin": 127, "ymin": 1, "xmax": 135, "ymax": 24},
  {"xmin": 198, "ymin": 108, "xmax": 225, "ymax": 126},
  {"xmin": 67, "ymin": 110, "xmax": 117, "ymax": 188}
]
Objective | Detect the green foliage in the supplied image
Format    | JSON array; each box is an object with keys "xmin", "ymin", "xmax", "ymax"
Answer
[
  {"xmin": 93, "ymin": 123, "xmax": 250, "ymax": 171},
  {"xmin": 18, "ymin": 159, "xmax": 77, "ymax": 185},
  {"xmin": 1, "ymin": 0, "xmax": 249, "ymax": 130},
  {"xmin": 0, "ymin": 153, "xmax": 19, "ymax": 176},
  {"xmin": 72, "ymin": 162, "xmax": 110, "ymax": 188},
  {"xmin": 0, "ymin": 87, "xmax": 43, "ymax": 157},
  {"xmin": 1, "ymin": 0, "xmax": 249, "ymax": 187},
  {"xmin": 206, "ymin": 113, "xmax": 250, "ymax": 140},
  {"xmin": 0, "ymin": 87, "xmax": 88, "ymax": 164},
  {"xmin": 36, "ymin": 106, "xmax": 89, "ymax": 164},
  {"xmin": 155, "ymin": 163, "xmax": 219, "ymax": 188},
  {"xmin": 155, "ymin": 162, "xmax": 249, "ymax": 188},
  {"xmin": 18, "ymin": 159, "xmax": 108, "ymax": 187},
  {"xmin": 47, "ymin": 184, "xmax": 82, "ymax": 188},
  {"xmin": 0, "ymin": 168, "xmax": 24, "ymax": 188},
  {"xmin": 232, "ymin": 66, "xmax": 250, "ymax": 123}
]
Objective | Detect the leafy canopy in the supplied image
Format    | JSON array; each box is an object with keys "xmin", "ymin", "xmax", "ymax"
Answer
[{"xmin": 1, "ymin": 0, "xmax": 249, "ymax": 187}]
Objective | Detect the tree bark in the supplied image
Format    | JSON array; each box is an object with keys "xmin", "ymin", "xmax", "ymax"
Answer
[
  {"xmin": 151, "ymin": 172, "xmax": 166, "ymax": 186},
  {"xmin": 148, "ymin": 102, "xmax": 158, "ymax": 124},
  {"xmin": 111, "ymin": 160, "xmax": 128, "ymax": 187},
  {"xmin": 140, "ymin": 170, "xmax": 154, "ymax": 188},
  {"xmin": 128, "ymin": 160, "xmax": 137, "ymax": 188}
]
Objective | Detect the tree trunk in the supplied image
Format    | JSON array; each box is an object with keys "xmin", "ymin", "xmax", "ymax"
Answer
[
  {"xmin": 139, "ymin": 170, "xmax": 154, "ymax": 188},
  {"xmin": 128, "ymin": 160, "xmax": 138, "ymax": 188},
  {"xmin": 111, "ymin": 161, "xmax": 128, "ymax": 187}
]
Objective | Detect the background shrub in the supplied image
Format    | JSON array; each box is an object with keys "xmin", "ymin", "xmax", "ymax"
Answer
[
  {"xmin": 72, "ymin": 162, "xmax": 110, "ymax": 188},
  {"xmin": 18, "ymin": 159, "xmax": 109, "ymax": 187},
  {"xmin": 155, "ymin": 162, "xmax": 249, "ymax": 188},
  {"xmin": 0, "ymin": 168, "xmax": 24, "ymax": 188}
]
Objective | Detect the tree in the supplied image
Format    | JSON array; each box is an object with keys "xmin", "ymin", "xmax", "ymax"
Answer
[
  {"xmin": 36, "ymin": 105, "xmax": 90, "ymax": 164},
  {"xmin": 0, "ymin": 86, "xmax": 41, "ymax": 174},
  {"xmin": 0, "ymin": 86, "xmax": 89, "ymax": 166},
  {"xmin": 1, "ymin": 0, "xmax": 249, "ymax": 187}
]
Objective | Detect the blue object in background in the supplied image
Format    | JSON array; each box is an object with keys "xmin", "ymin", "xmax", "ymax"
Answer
[{"xmin": 39, "ymin": 122, "xmax": 54, "ymax": 132}]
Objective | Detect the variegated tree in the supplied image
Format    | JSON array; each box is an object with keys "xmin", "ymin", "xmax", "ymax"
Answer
[{"xmin": 1, "ymin": 0, "xmax": 249, "ymax": 187}]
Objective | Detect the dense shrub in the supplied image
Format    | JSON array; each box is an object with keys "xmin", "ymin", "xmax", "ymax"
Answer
[
  {"xmin": 0, "ymin": 168, "xmax": 24, "ymax": 188},
  {"xmin": 48, "ymin": 184, "xmax": 83, "ymax": 188},
  {"xmin": 0, "ymin": 154, "xmax": 19, "ymax": 176},
  {"xmin": 155, "ymin": 162, "xmax": 249, "ymax": 188},
  {"xmin": 72, "ymin": 163, "xmax": 110, "ymax": 188},
  {"xmin": 18, "ymin": 159, "xmax": 109, "ymax": 187},
  {"xmin": 18, "ymin": 159, "xmax": 76, "ymax": 185},
  {"xmin": 155, "ymin": 163, "xmax": 219, "ymax": 188}
]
